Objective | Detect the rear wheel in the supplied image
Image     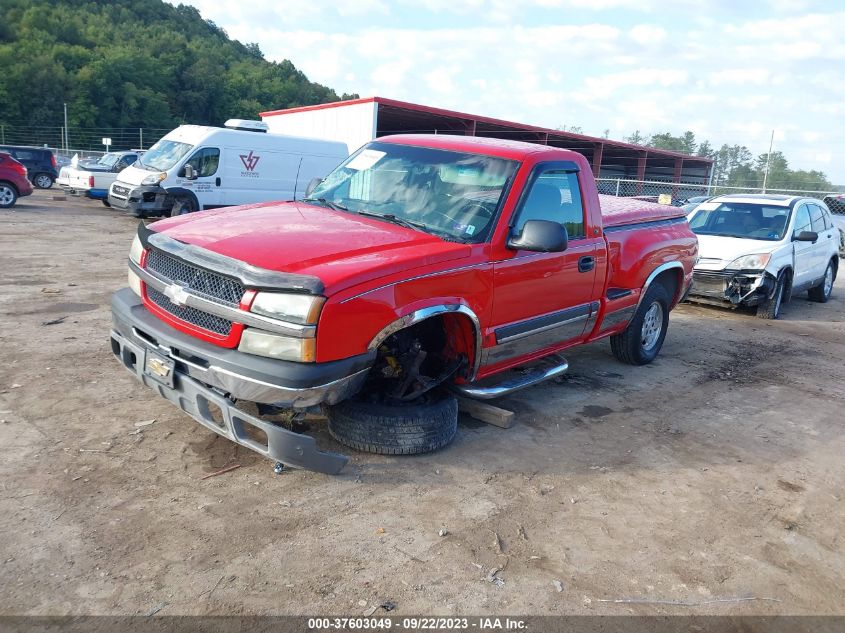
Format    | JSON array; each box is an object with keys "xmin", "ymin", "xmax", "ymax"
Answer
[
  {"xmin": 326, "ymin": 391, "xmax": 458, "ymax": 455},
  {"xmin": 0, "ymin": 183, "xmax": 18, "ymax": 208},
  {"xmin": 757, "ymin": 273, "xmax": 785, "ymax": 319},
  {"xmin": 610, "ymin": 282, "xmax": 671, "ymax": 365},
  {"xmin": 808, "ymin": 260, "xmax": 835, "ymax": 303},
  {"xmin": 33, "ymin": 173, "xmax": 53, "ymax": 189}
]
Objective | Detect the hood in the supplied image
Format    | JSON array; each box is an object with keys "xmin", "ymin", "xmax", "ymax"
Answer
[
  {"xmin": 694, "ymin": 234, "xmax": 781, "ymax": 270},
  {"xmin": 116, "ymin": 164, "xmax": 152, "ymax": 186},
  {"xmin": 148, "ymin": 202, "xmax": 473, "ymax": 296}
]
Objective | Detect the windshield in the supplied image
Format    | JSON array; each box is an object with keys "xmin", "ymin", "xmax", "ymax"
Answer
[
  {"xmin": 689, "ymin": 202, "xmax": 792, "ymax": 241},
  {"xmin": 96, "ymin": 153, "xmax": 120, "ymax": 167},
  {"xmin": 137, "ymin": 139, "xmax": 193, "ymax": 171},
  {"xmin": 307, "ymin": 141, "xmax": 519, "ymax": 242}
]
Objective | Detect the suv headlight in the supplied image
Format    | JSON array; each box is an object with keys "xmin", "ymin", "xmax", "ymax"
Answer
[
  {"xmin": 250, "ymin": 292, "xmax": 325, "ymax": 325},
  {"xmin": 141, "ymin": 172, "xmax": 167, "ymax": 186},
  {"xmin": 727, "ymin": 253, "xmax": 771, "ymax": 270}
]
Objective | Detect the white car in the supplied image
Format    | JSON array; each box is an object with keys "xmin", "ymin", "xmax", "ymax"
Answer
[{"xmin": 687, "ymin": 194, "xmax": 839, "ymax": 319}]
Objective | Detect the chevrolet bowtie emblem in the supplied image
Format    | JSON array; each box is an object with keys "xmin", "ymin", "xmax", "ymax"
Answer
[{"xmin": 164, "ymin": 284, "xmax": 190, "ymax": 307}]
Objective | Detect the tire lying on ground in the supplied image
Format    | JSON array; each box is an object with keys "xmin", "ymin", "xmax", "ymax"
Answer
[{"xmin": 326, "ymin": 391, "xmax": 458, "ymax": 455}]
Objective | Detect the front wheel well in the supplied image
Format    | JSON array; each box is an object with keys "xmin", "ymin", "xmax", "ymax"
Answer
[{"xmin": 362, "ymin": 312, "xmax": 478, "ymax": 402}]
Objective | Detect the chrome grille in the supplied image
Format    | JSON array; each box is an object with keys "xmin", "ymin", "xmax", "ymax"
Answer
[
  {"xmin": 147, "ymin": 287, "xmax": 233, "ymax": 336},
  {"xmin": 146, "ymin": 249, "xmax": 244, "ymax": 306}
]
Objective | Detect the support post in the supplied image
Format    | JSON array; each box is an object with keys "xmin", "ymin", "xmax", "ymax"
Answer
[
  {"xmin": 635, "ymin": 154, "xmax": 647, "ymax": 194},
  {"xmin": 591, "ymin": 143, "xmax": 604, "ymax": 178}
]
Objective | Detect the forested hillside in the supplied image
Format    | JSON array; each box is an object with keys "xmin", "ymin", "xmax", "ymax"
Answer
[{"xmin": 0, "ymin": 0, "xmax": 355, "ymax": 130}]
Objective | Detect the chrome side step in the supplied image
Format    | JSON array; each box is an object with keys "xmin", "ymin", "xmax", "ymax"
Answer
[{"xmin": 451, "ymin": 357, "xmax": 569, "ymax": 400}]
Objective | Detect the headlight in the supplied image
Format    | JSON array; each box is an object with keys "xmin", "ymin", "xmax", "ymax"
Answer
[
  {"xmin": 250, "ymin": 292, "xmax": 325, "ymax": 325},
  {"xmin": 141, "ymin": 172, "xmax": 167, "ymax": 186},
  {"xmin": 128, "ymin": 268, "xmax": 143, "ymax": 297},
  {"xmin": 727, "ymin": 253, "xmax": 771, "ymax": 270},
  {"xmin": 129, "ymin": 234, "xmax": 144, "ymax": 265},
  {"xmin": 238, "ymin": 329, "xmax": 316, "ymax": 362}
]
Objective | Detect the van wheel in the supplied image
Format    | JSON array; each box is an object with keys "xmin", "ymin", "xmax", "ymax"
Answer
[
  {"xmin": 326, "ymin": 391, "xmax": 458, "ymax": 455},
  {"xmin": 808, "ymin": 260, "xmax": 835, "ymax": 303},
  {"xmin": 0, "ymin": 183, "xmax": 18, "ymax": 208},
  {"xmin": 170, "ymin": 196, "xmax": 197, "ymax": 217},
  {"xmin": 610, "ymin": 282, "xmax": 670, "ymax": 365},
  {"xmin": 33, "ymin": 173, "xmax": 54, "ymax": 189}
]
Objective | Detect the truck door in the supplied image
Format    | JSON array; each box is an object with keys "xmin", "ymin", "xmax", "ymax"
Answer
[
  {"xmin": 182, "ymin": 147, "xmax": 222, "ymax": 209},
  {"xmin": 790, "ymin": 202, "xmax": 816, "ymax": 288},
  {"xmin": 488, "ymin": 164, "xmax": 601, "ymax": 368}
]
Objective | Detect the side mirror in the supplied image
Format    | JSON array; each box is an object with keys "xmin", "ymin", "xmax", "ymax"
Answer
[
  {"xmin": 113, "ymin": 162, "xmax": 127, "ymax": 172},
  {"xmin": 183, "ymin": 164, "xmax": 197, "ymax": 180},
  {"xmin": 507, "ymin": 220, "xmax": 569, "ymax": 253},
  {"xmin": 794, "ymin": 230, "xmax": 818, "ymax": 242},
  {"xmin": 305, "ymin": 177, "xmax": 322, "ymax": 198}
]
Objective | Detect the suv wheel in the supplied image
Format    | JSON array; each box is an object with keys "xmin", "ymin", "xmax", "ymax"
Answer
[
  {"xmin": 33, "ymin": 173, "xmax": 54, "ymax": 189},
  {"xmin": 757, "ymin": 273, "xmax": 785, "ymax": 319},
  {"xmin": 0, "ymin": 183, "xmax": 18, "ymax": 208},
  {"xmin": 808, "ymin": 260, "xmax": 835, "ymax": 303}
]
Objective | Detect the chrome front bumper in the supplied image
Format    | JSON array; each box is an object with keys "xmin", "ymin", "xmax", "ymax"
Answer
[{"xmin": 110, "ymin": 288, "xmax": 375, "ymax": 473}]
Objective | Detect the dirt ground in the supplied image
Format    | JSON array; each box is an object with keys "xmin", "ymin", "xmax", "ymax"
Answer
[{"xmin": 1, "ymin": 189, "xmax": 843, "ymax": 617}]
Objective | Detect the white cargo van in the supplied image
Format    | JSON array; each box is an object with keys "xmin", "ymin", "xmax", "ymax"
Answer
[{"xmin": 108, "ymin": 120, "xmax": 348, "ymax": 217}]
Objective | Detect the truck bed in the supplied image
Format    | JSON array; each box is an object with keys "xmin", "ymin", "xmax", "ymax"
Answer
[{"xmin": 599, "ymin": 194, "xmax": 687, "ymax": 228}]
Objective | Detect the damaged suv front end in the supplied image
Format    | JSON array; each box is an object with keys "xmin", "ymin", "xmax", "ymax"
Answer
[{"xmin": 691, "ymin": 252, "xmax": 778, "ymax": 308}]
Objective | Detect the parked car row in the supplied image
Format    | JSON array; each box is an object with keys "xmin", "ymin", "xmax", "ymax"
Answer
[
  {"xmin": 0, "ymin": 144, "xmax": 59, "ymax": 189},
  {"xmin": 0, "ymin": 151, "xmax": 33, "ymax": 208}
]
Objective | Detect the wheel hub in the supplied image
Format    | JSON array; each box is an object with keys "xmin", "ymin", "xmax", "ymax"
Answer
[{"xmin": 640, "ymin": 302, "xmax": 663, "ymax": 351}]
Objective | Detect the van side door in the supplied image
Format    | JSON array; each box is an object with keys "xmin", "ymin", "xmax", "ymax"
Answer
[{"xmin": 181, "ymin": 147, "xmax": 222, "ymax": 209}]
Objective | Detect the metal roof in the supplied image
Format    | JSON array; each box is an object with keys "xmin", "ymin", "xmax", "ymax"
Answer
[{"xmin": 260, "ymin": 96, "xmax": 714, "ymax": 165}]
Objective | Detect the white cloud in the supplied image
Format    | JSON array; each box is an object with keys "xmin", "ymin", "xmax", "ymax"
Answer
[{"xmin": 170, "ymin": 0, "xmax": 845, "ymax": 184}]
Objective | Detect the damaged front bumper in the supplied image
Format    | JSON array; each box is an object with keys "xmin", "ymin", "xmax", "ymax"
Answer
[
  {"xmin": 110, "ymin": 288, "xmax": 374, "ymax": 473},
  {"xmin": 688, "ymin": 268, "xmax": 776, "ymax": 308}
]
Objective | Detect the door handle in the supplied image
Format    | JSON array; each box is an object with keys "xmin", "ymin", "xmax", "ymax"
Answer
[
  {"xmin": 215, "ymin": 177, "xmax": 221, "ymax": 187},
  {"xmin": 578, "ymin": 256, "xmax": 595, "ymax": 273}
]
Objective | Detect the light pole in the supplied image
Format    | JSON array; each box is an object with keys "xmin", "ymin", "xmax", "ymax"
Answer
[
  {"xmin": 762, "ymin": 129, "xmax": 774, "ymax": 193},
  {"xmin": 63, "ymin": 103, "xmax": 69, "ymax": 155}
]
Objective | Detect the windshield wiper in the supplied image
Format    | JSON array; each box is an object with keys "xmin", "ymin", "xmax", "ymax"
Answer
[
  {"xmin": 356, "ymin": 210, "xmax": 464, "ymax": 242},
  {"xmin": 303, "ymin": 197, "xmax": 348, "ymax": 212}
]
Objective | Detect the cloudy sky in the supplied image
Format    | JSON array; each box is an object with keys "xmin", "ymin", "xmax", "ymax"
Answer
[{"xmin": 174, "ymin": 0, "xmax": 845, "ymax": 185}]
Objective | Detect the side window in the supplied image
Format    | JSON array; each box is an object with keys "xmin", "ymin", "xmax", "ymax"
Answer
[
  {"xmin": 809, "ymin": 204, "xmax": 826, "ymax": 232},
  {"xmin": 514, "ymin": 169, "xmax": 584, "ymax": 239},
  {"xmin": 14, "ymin": 150, "xmax": 35, "ymax": 161},
  {"xmin": 792, "ymin": 204, "xmax": 812, "ymax": 236},
  {"xmin": 185, "ymin": 148, "xmax": 220, "ymax": 177}
]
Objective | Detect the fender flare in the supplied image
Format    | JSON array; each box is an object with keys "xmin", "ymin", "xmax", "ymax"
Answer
[
  {"xmin": 163, "ymin": 187, "xmax": 200, "ymax": 211},
  {"xmin": 637, "ymin": 262, "xmax": 685, "ymax": 310},
  {"xmin": 367, "ymin": 304, "xmax": 483, "ymax": 381}
]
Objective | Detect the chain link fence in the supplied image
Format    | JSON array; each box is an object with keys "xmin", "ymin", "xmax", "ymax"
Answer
[
  {"xmin": 0, "ymin": 124, "xmax": 170, "ymax": 159},
  {"xmin": 596, "ymin": 177, "xmax": 843, "ymax": 208}
]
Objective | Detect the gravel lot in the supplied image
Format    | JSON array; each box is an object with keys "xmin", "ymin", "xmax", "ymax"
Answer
[{"xmin": 1, "ymin": 189, "xmax": 843, "ymax": 616}]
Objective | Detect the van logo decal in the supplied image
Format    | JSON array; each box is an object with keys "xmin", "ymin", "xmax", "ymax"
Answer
[{"xmin": 240, "ymin": 150, "xmax": 260, "ymax": 172}]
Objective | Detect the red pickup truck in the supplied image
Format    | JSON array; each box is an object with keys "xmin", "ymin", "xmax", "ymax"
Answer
[{"xmin": 111, "ymin": 135, "xmax": 697, "ymax": 474}]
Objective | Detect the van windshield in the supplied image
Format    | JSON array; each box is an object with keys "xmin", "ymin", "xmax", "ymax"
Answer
[
  {"xmin": 137, "ymin": 140, "xmax": 193, "ymax": 171},
  {"xmin": 307, "ymin": 142, "xmax": 518, "ymax": 242}
]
